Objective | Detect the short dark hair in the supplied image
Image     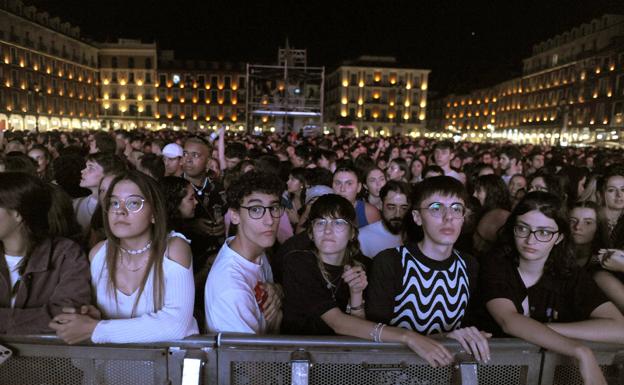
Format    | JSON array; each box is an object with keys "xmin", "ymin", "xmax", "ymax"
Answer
[
  {"xmin": 422, "ymin": 164, "xmax": 445, "ymax": 177},
  {"xmin": 94, "ymin": 132, "xmax": 117, "ymax": 154},
  {"xmin": 139, "ymin": 153, "xmax": 165, "ymax": 180},
  {"xmin": 85, "ymin": 152, "xmax": 128, "ymax": 175},
  {"xmin": 433, "ymin": 140, "xmax": 454, "ymax": 151},
  {"xmin": 500, "ymin": 145, "xmax": 522, "ymax": 163},
  {"xmin": 380, "ymin": 180, "xmax": 412, "ymax": 203},
  {"xmin": 412, "ymin": 176, "xmax": 467, "ymax": 209},
  {"xmin": 225, "ymin": 142, "xmax": 247, "ymax": 160},
  {"xmin": 226, "ymin": 170, "xmax": 286, "ymax": 209}
]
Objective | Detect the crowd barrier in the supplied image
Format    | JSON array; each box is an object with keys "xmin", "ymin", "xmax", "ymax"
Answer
[{"xmin": 0, "ymin": 334, "xmax": 622, "ymax": 385}]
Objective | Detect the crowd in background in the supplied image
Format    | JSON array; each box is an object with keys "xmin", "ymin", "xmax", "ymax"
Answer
[{"xmin": 1, "ymin": 127, "xmax": 624, "ymax": 384}]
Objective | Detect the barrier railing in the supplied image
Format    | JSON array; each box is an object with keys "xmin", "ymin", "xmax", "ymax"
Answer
[{"xmin": 0, "ymin": 334, "xmax": 622, "ymax": 385}]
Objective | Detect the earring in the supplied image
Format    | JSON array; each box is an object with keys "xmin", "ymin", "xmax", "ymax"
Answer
[{"xmin": 151, "ymin": 217, "xmax": 155, "ymax": 224}]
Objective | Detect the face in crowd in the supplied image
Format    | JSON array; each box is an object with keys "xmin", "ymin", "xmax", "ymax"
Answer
[
  {"xmin": 107, "ymin": 180, "xmax": 154, "ymax": 240},
  {"xmin": 365, "ymin": 169, "xmax": 386, "ymax": 199},
  {"xmin": 412, "ymin": 193, "xmax": 465, "ymax": 247},
  {"xmin": 569, "ymin": 207, "xmax": 597, "ymax": 246},
  {"xmin": 603, "ymin": 175, "xmax": 624, "ymax": 211},
  {"xmin": 230, "ymin": 192, "xmax": 282, "ymax": 251},
  {"xmin": 333, "ymin": 170, "xmax": 361, "ymax": 204},
  {"xmin": 513, "ymin": 210, "xmax": 563, "ymax": 264},
  {"xmin": 183, "ymin": 142, "xmax": 209, "ymax": 178},
  {"xmin": 382, "ymin": 190, "xmax": 409, "ymax": 235}
]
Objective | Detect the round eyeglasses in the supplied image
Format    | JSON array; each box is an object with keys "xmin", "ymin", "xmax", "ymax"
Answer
[
  {"xmin": 312, "ymin": 218, "xmax": 351, "ymax": 233},
  {"xmin": 240, "ymin": 205, "xmax": 284, "ymax": 219},
  {"xmin": 106, "ymin": 195, "xmax": 146, "ymax": 213},
  {"xmin": 514, "ymin": 224, "xmax": 559, "ymax": 242},
  {"xmin": 418, "ymin": 202, "xmax": 466, "ymax": 219}
]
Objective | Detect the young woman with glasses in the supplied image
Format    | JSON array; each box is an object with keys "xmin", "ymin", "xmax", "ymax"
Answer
[
  {"xmin": 481, "ymin": 191, "xmax": 624, "ymax": 385},
  {"xmin": 51, "ymin": 171, "xmax": 198, "ymax": 343}
]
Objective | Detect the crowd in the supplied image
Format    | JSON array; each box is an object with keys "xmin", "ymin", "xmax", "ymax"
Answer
[{"xmin": 1, "ymin": 126, "xmax": 624, "ymax": 384}]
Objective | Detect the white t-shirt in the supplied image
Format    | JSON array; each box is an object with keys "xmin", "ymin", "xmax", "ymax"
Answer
[
  {"xmin": 90, "ymin": 240, "xmax": 198, "ymax": 343},
  {"xmin": 358, "ymin": 221, "xmax": 402, "ymax": 259},
  {"xmin": 204, "ymin": 237, "xmax": 274, "ymax": 334},
  {"xmin": 4, "ymin": 254, "xmax": 23, "ymax": 307}
]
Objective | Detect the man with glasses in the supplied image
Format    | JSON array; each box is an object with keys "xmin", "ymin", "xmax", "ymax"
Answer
[
  {"xmin": 204, "ymin": 171, "xmax": 286, "ymax": 334},
  {"xmin": 366, "ymin": 176, "xmax": 491, "ymax": 363}
]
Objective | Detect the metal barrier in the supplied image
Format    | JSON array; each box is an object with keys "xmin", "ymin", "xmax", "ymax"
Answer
[
  {"xmin": 0, "ymin": 334, "xmax": 622, "ymax": 385},
  {"xmin": 214, "ymin": 335, "xmax": 542, "ymax": 385}
]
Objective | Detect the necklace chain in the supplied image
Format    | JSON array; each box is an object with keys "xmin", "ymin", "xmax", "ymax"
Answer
[
  {"xmin": 119, "ymin": 252, "xmax": 149, "ymax": 272},
  {"xmin": 185, "ymin": 174, "xmax": 209, "ymax": 196}
]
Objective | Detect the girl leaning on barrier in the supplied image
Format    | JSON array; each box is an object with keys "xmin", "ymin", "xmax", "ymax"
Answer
[
  {"xmin": 50, "ymin": 171, "xmax": 199, "ymax": 344},
  {"xmin": 592, "ymin": 164, "xmax": 624, "ymax": 314},
  {"xmin": 0, "ymin": 172, "xmax": 91, "ymax": 335},
  {"xmin": 281, "ymin": 194, "xmax": 457, "ymax": 368},
  {"xmin": 480, "ymin": 191, "xmax": 624, "ymax": 385}
]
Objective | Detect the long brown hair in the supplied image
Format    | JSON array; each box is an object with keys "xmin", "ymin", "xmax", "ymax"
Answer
[{"xmin": 102, "ymin": 171, "xmax": 168, "ymax": 315}]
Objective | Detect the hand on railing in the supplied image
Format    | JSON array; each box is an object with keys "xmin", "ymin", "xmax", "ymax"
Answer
[
  {"xmin": 446, "ymin": 327, "xmax": 492, "ymax": 363},
  {"xmin": 576, "ymin": 346, "xmax": 607, "ymax": 385},
  {"xmin": 49, "ymin": 307, "xmax": 100, "ymax": 344},
  {"xmin": 403, "ymin": 332, "xmax": 454, "ymax": 368}
]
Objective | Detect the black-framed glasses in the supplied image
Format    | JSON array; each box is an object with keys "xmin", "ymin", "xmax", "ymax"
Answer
[
  {"xmin": 240, "ymin": 205, "xmax": 284, "ymax": 219},
  {"xmin": 311, "ymin": 218, "xmax": 351, "ymax": 233},
  {"xmin": 514, "ymin": 224, "xmax": 559, "ymax": 242},
  {"xmin": 418, "ymin": 202, "xmax": 466, "ymax": 219},
  {"xmin": 105, "ymin": 195, "xmax": 146, "ymax": 213}
]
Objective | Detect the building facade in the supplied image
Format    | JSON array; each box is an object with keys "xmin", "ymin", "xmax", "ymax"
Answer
[
  {"xmin": 325, "ymin": 56, "xmax": 430, "ymax": 136},
  {"xmin": 98, "ymin": 39, "xmax": 158, "ymax": 130},
  {"xmin": 430, "ymin": 14, "xmax": 624, "ymax": 145},
  {"xmin": 156, "ymin": 50, "xmax": 246, "ymax": 131},
  {"xmin": 0, "ymin": 0, "xmax": 99, "ymax": 132}
]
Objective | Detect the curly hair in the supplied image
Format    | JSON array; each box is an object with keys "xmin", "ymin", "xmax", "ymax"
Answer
[
  {"xmin": 226, "ymin": 170, "xmax": 286, "ymax": 209},
  {"xmin": 492, "ymin": 191, "xmax": 576, "ymax": 279}
]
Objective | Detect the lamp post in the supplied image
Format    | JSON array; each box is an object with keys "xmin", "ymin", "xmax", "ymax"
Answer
[{"xmin": 29, "ymin": 83, "xmax": 42, "ymax": 133}]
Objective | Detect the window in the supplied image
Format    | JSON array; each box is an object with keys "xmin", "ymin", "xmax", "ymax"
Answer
[
  {"xmin": 129, "ymin": 72, "xmax": 135, "ymax": 83},
  {"xmin": 112, "ymin": 72, "xmax": 118, "ymax": 83},
  {"xmin": 111, "ymin": 57, "xmax": 118, "ymax": 68},
  {"xmin": 224, "ymin": 76, "xmax": 231, "ymax": 88},
  {"xmin": 145, "ymin": 73, "xmax": 151, "ymax": 84},
  {"xmin": 159, "ymin": 74, "xmax": 167, "ymax": 85},
  {"xmin": 198, "ymin": 75, "xmax": 205, "ymax": 85},
  {"xmin": 211, "ymin": 76, "xmax": 218, "ymax": 88},
  {"xmin": 145, "ymin": 58, "xmax": 152, "ymax": 69},
  {"xmin": 128, "ymin": 57, "xmax": 134, "ymax": 68}
]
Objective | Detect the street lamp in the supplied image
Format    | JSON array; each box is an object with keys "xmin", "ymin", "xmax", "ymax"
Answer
[{"xmin": 28, "ymin": 83, "xmax": 42, "ymax": 133}]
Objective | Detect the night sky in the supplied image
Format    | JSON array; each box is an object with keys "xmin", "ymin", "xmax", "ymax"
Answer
[{"xmin": 25, "ymin": 0, "xmax": 624, "ymax": 95}]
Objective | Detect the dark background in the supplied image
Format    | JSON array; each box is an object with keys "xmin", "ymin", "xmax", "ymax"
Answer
[{"xmin": 25, "ymin": 0, "xmax": 624, "ymax": 95}]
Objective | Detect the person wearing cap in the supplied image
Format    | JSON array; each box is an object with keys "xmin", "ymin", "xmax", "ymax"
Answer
[{"xmin": 162, "ymin": 143, "xmax": 184, "ymax": 177}]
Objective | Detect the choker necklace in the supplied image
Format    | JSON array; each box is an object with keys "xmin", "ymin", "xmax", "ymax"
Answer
[{"xmin": 120, "ymin": 241, "xmax": 152, "ymax": 255}]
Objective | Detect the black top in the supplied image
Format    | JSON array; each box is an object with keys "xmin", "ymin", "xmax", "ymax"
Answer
[
  {"xmin": 272, "ymin": 231, "xmax": 314, "ymax": 285},
  {"xmin": 180, "ymin": 177, "xmax": 226, "ymax": 271},
  {"xmin": 366, "ymin": 242, "xmax": 479, "ymax": 335},
  {"xmin": 281, "ymin": 250, "xmax": 350, "ymax": 335},
  {"xmin": 479, "ymin": 254, "xmax": 609, "ymax": 337}
]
